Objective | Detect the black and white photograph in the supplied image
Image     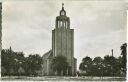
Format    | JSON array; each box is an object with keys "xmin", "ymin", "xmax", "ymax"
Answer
[{"xmin": 0, "ymin": 0, "xmax": 127, "ymax": 81}]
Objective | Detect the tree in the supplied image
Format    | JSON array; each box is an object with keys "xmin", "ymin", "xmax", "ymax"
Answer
[
  {"xmin": 103, "ymin": 55, "xmax": 118, "ymax": 76},
  {"xmin": 1, "ymin": 47, "xmax": 43, "ymax": 76},
  {"xmin": 79, "ymin": 63, "xmax": 85, "ymax": 71},
  {"xmin": 1, "ymin": 66, "xmax": 6, "ymax": 76},
  {"xmin": 52, "ymin": 55, "xmax": 68, "ymax": 76},
  {"xmin": 115, "ymin": 56, "xmax": 123, "ymax": 76},
  {"xmin": 1, "ymin": 48, "xmax": 26, "ymax": 76},
  {"xmin": 1, "ymin": 48, "xmax": 17, "ymax": 75},
  {"xmin": 25, "ymin": 54, "xmax": 43, "ymax": 76},
  {"xmin": 79, "ymin": 56, "xmax": 92, "ymax": 76},
  {"xmin": 120, "ymin": 43, "xmax": 127, "ymax": 76},
  {"xmin": 92, "ymin": 57, "xmax": 103, "ymax": 76}
]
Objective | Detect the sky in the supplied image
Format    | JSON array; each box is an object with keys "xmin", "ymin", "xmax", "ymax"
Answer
[{"xmin": 2, "ymin": 1, "xmax": 127, "ymax": 69}]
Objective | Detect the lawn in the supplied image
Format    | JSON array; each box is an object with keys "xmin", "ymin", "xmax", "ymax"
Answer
[{"xmin": 1, "ymin": 76, "xmax": 126, "ymax": 81}]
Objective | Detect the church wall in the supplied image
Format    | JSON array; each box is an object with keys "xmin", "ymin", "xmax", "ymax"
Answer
[
  {"xmin": 42, "ymin": 58, "xmax": 54, "ymax": 75},
  {"xmin": 55, "ymin": 28, "xmax": 62, "ymax": 56},
  {"xmin": 53, "ymin": 28, "xmax": 74, "ymax": 60},
  {"xmin": 61, "ymin": 27, "xmax": 67, "ymax": 57},
  {"xmin": 67, "ymin": 29, "xmax": 75, "ymax": 75},
  {"xmin": 52, "ymin": 27, "xmax": 75, "ymax": 75},
  {"xmin": 67, "ymin": 29, "xmax": 74, "ymax": 66},
  {"xmin": 74, "ymin": 58, "xmax": 77, "ymax": 75},
  {"xmin": 71, "ymin": 30, "xmax": 75, "ymax": 75},
  {"xmin": 52, "ymin": 30, "xmax": 55, "ymax": 56},
  {"xmin": 72, "ymin": 58, "xmax": 77, "ymax": 76},
  {"xmin": 42, "ymin": 59, "xmax": 47, "ymax": 75}
]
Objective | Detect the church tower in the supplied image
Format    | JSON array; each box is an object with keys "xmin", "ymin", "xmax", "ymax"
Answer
[
  {"xmin": 55, "ymin": 3, "xmax": 70, "ymax": 29},
  {"xmin": 52, "ymin": 3, "xmax": 76, "ymax": 76}
]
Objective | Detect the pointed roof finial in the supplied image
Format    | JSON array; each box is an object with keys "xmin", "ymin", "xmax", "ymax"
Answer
[
  {"xmin": 62, "ymin": 3, "xmax": 64, "ymax": 7},
  {"xmin": 62, "ymin": 3, "xmax": 64, "ymax": 9},
  {"xmin": 60, "ymin": 3, "xmax": 66, "ymax": 16}
]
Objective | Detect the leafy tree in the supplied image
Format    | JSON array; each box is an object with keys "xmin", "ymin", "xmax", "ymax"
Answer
[
  {"xmin": 79, "ymin": 63, "xmax": 85, "ymax": 71},
  {"xmin": 1, "ymin": 48, "xmax": 16, "ymax": 75},
  {"xmin": 79, "ymin": 55, "xmax": 123, "ymax": 77},
  {"xmin": 78, "ymin": 43, "xmax": 127, "ymax": 77},
  {"xmin": 1, "ymin": 48, "xmax": 26, "ymax": 76},
  {"xmin": 1, "ymin": 47, "xmax": 43, "ymax": 76},
  {"xmin": 79, "ymin": 56, "xmax": 92, "ymax": 76},
  {"xmin": 92, "ymin": 57, "xmax": 103, "ymax": 76},
  {"xmin": 103, "ymin": 55, "xmax": 116, "ymax": 76},
  {"xmin": 52, "ymin": 55, "xmax": 68, "ymax": 76},
  {"xmin": 1, "ymin": 66, "xmax": 6, "ymax": 76},
  {"xmin": 115, "ymin": 56, "xmax": 123, "ymax": 76},
  {"xmin": 25, "ymin": 54, "xmax": 43, "ymax": 76},
  {"xmin": 120, "ymin": 43, "xmax": 127, "ymax": 76}
]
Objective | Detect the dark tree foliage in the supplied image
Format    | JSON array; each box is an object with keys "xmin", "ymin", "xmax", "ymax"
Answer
[
  {"xmin": 79, "ymin": 43, "xmax": 127, "ymax": 77},
  {"xmin": 103, "ymin": 55, "xmax": 117, "ymax": 76},
  {"xmin": 25, "ymin": 54, "xmax": 43, "ymax": 76},
  {"xmin": 52, "ymin": 55, "xmax": 68, "ymax": 76},
  {"xmin": 1, "ymin": 48, "xmax": 26, "ymax": 76},
  {"xmin": 1, "ymin": 47, "xmax": 43, "ymax": 76},
  {"xmin": 120, "ymin": 43, "xmax": 127, "ymax": 76},
  {"xmin": 91, "ymin": 57, "xmax": 103, "ymax": 76},
  {"xmin": 79, "ymin": 56, "xmax": 92, "ymax": 76}
]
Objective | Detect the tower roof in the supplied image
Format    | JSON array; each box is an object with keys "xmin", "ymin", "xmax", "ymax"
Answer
[{"xmin": 60, "ymin": 3, "xmax": 66, "ymax": 16}]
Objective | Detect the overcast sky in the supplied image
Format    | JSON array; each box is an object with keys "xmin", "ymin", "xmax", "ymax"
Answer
[{"xmin": 2, "ymin": 1, "xmax": 127, "ymax": 69}]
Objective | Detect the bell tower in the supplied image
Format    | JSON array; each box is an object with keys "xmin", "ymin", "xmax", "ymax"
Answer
[
  {"xmin": 52, "ymin": 3, "xmax": 77, "ymax": 76},
  {"xmin": 55, "ymin": 3, "xmax": 70, "ymax": 29}
]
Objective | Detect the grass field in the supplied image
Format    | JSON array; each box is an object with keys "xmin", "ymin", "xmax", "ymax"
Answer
[{"xmin": 1, "ymin": 76, "xmax": 126, "ymax": 81}]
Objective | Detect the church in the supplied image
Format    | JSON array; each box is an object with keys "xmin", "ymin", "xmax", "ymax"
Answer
[{"xmin": 42, "ymin": 4, "xmax": 77, "ymax": 76}]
